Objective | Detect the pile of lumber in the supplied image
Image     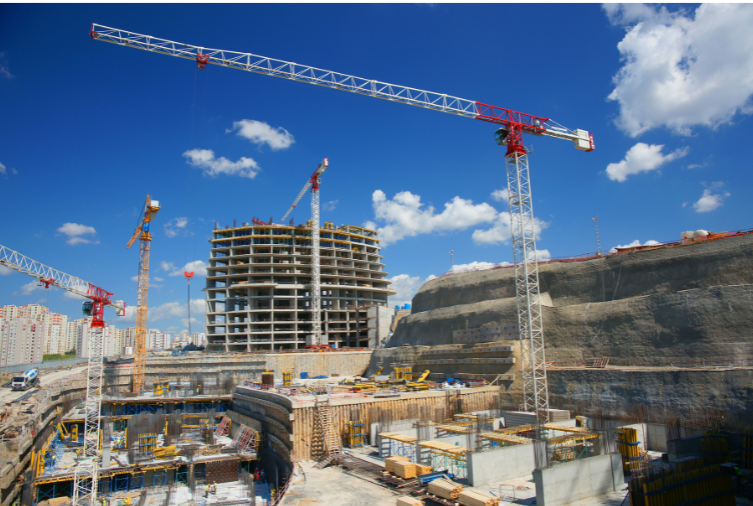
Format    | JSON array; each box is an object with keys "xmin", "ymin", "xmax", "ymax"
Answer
[
  {"xmin": 415, "ymin": 464, "xmax": 433, "ymax": 475},
  {"xmin": 459, "ymin": 489, "xmax": 500, "ymax": 506},
  {"xmin": 385, "ymin": 455, "xmax": 410, "ymax": 473},
  {"xmin": 427, "ymin": 478, "xmax": 463, "ymax": 500},
  {"xmin": 393, "ymin": 460, "xmax": 417, "ymax": 479},
  {"xmin": 153, "ymin": 446, "xmax": 177, "ymax": 460},
  {"xmin": 396, "ymin": 496, "xmax": 424, "ymax": 506}
]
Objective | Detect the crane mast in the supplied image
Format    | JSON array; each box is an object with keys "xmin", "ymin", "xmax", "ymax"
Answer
[
  {"xmin": 282, "ymin": 159, "xmax": 329, "ymax": 347},
  {"xmin": 91, "ymin": 24, "xmax": 596, "ymax": 423},
  {"xmin": 126, "ymin": 195, "xmax": 160, "ymax": 393},
  {"xmin": 0, "ymin": 244, "xmax": 125, "ymax": 506}
]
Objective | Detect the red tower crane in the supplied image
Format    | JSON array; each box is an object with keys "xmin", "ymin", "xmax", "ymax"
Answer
[
  {"xmin": 0, "ymin": 244, "xmax": 125, "ymax": 506},
  {"xmin": 89, "ymin": 24, "xmax": 595, "ymax": 423}
]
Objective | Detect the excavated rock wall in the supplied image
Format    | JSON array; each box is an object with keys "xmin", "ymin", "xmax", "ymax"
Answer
[{"xmin": 389, "ymin": 234, "xmax": 753, "ymax": 365}]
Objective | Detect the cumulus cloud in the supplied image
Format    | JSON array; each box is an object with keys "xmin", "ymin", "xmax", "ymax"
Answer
[
  {"xmin": 162, "ymin": 260, "xmax": 208, "ymax": 277},
  {"xmin": 122, "ymin": 298, "xmax": 206, "ymax": 325},
  {"xmin": 450, "ymin": 261, "xmax": 511, "ymax": 273},
  {"xmin": 19, "ymin": 281, "xmax": 42, "ymax": 296},
  {"xmin": 609, "ymin": 239, "xmax": 661, "ymax": 253},
  {"xmin": 0, "ymin": 265, "xmax": 13, "ymax": 276},
  {"xmin": 0, "ymin": 162, "xmax": 6, "ymax": 175},
  {"xmin": 606, "ymin": 143, "xmax": 688, "ymax": 182},
  {"xmin": 369, "ymin": 190, "xmax": 497, "ymax": 246},
  {"xmin": 57, "ymin": 222, "xmax": 98, "ymax": 245},
  {"xmin": 63, "ymin": 291, "xmax": 87, "ymax": 301},
  {"xmin": 183, "ymin": 149, "xmax": 260, "ymax": 179},
  {"xmin": 606, "ymin": 4, "xmax": 753, "ymax": 137},
  {"xmin": 471, "ymin": 212, "xmax": 549, "ymax": 246},
  {"xmin": 692, "ymin": 183, "xmax": 730, "ymax": 213},
  {"xmin": 491, "ymin": 188, "xmax": 509, "ymax": 203},
  {"xmin": 388, "ymin": 273, "xmax": 437, "ymax": 307},
  {"xmin": 227, "ymin": 119, "xmax": 295, "ymax": 150},
  {"xmin": 164, "ymin": 217, "xmax": 190, "ymax": 238}
]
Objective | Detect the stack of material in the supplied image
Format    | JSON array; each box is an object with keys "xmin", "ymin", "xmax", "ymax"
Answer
[
  {"xmin": 459, "ymin": 489, "xmax": 500, "ymax": 506},
  {"xmin": 153, "ymin": 446, "xmax": 177, "ymax": 460},
  {"xmin": 396, "ymin": 497, "xmax": 424, "ymax": 506},
  {"xmin": 385, "ymin": 455, "xmax": 410, "ymax": 473},
  {"xmin": 393, "ymin": 460, "xmax": 417, "ymax": 479},
  {"xmin": 427, "ymin": 478, "xmax": 463, "ymax": 500},
  {"xmin": 415, "ymin": 464, "xmax": 433, "ymax": 475}
]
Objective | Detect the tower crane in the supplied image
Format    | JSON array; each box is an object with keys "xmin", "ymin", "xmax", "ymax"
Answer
[
  {"xmin": 126, "ymin": 195, "xmax": 160, "ymax": 393},
  {"xmin": 90, "ymin": 24, "xmax": 595, "ymax": 423},
  {"xmin": 0, "ymin": 243, "xmax": 125, "ymax": 506},
  {"xmin": 281, "ymin": 158, "xmax": 329, "ymax": 348}
]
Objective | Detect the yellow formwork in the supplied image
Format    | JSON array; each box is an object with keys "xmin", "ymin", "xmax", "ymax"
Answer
[{"xmin": 641, "ymin": 462, "xmax": 735, "ymax": 506}]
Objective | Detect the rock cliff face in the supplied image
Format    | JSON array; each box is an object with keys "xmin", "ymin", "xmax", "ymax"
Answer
[{"xmin": 389, "ymin": 233, "xmax": 753, "ymax": 365}]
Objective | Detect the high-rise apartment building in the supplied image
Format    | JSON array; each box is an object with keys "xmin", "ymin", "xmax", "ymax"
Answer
[
  {"xmin": 2, "ymin": 304, "xmax": 69, "ymax": 355},
  {"xmin": 148, "ymin": 329, "xmax": 166, "ymax": 350},
  {"xmin": 0, "ymin": 318, "xmax": 45, "ymax": 366},
  {"xmin": 206, "ymin": 221, "xmax": 396, "ymax": 351}
]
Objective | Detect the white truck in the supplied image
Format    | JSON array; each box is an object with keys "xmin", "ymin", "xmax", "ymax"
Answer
[{"xmin": 11, "ymin": 368, "xmax": 39, "ymax": 391}]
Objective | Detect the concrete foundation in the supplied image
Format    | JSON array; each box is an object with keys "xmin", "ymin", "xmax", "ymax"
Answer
[
  {"xmin": 467, "ymin": 444, "xmax": 535, "ymax": 487},
  {"xmin": 533, "ymin": 453, "xmax": 624, "ymax": 506}
]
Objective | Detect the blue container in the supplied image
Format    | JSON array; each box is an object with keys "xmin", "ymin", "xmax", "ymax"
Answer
[
  {"xmin": 403, "ymin": 303, "xmax": 411, "ymax": 310},
  {"xmin": 300, "ymin": 372, "xmax": 309, "ymax": 379},
  {"xmin": 395, "ymin": 305, "xmax": 401, "ymax": 311}
]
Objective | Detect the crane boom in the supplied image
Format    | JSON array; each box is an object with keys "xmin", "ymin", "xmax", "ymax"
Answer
[
  {"xmin": 89, "ymin": 24, "xmax": 594, "ymax": 152},
  {"xmin": 0, "ymin": 243, "xmax": 125, "ymax": 506},
  {"xmin": 281, "ymin": 181, "xmax": 312, "ymax": 223}
]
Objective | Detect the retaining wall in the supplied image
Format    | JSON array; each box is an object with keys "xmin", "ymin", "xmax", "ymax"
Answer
[
  {"xmin": 467, "ymin": 444, "xmax": 535, "ymax": 487},
  {"xmin": 533, "ymin": 453, "xmax": 624, "ymax": 506}
]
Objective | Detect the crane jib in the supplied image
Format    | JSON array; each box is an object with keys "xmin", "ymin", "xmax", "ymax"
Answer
[{"xmin": 474, "ymin": 102, "xmax": 550, "ymax": 134}]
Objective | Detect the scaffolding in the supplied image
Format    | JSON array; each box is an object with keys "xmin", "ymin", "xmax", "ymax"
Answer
[
  {"xmin": 418, "ymin": 440, "xmax": 469, "ymax": 479},
  {"xmin": 379, "ymin": 432, "xmax": 417, "ymax": 461}
]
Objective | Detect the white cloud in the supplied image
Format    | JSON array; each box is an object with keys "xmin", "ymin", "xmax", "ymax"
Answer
[
  {"xmin": 0, "ymin": 162, "xmax": 5, "ymax": 175},
  {"xmin": 0, "ymin": 52, "xmax": 12, "ymax": 79},
  {"xmin": 322, "ymin": 200, "xmax": 339, "ymax": 212},
  {"xmin": 121, "ymin": 298, "xmax": 206, "ymax": 324},
  {"xmin": 131, "ymin": 275, "xmax": 139, "ymax": 282},
  {"xmin": 471, "ymin": 212, "xmax": 549, "ymax": 246},
  {"xmin": 491, "ymin": 188, "xmax": 509, "ymax": 203},
  {"xmin": 20, "ymin": 281, "xmax": 42, "ymax": 296},
  {"xmin": 0, "ymin": 265, "xmax": 12, "ymax": 276},
  {"xmin": 164, "ymin": 260, "xmax": 208, "ymax": 277},
  {"xmin": 63, "ymin": 291, "xmax": 86, "ymax": 301},
  {"xmin": 369, "ymin": 190, "xmax": 497, "ymax": 246},
  {"xmin": 606, "ymin": 143, "xmax": 688, "ymax": 182},
  {"xmin": 183, "ymin": 149, "xmax": 260, "ymax": 179},
  {"xmin": 606, "ymin": 4, "xmax": 753, "ymax": 137},
  {"xmin": 57, "ymin": 222, "xmax": 98, "ymax": 245},
  {"xmin": 164, "ymin": 217, "xmax": 189, "ymax": 238},
  {"xmin": 692, "ymin": 184, "xmax": 730, "ymax": 213},
  {"xmin": 388, "ymin": 273, "xmax": 438, "ymax": 307},
  {"xmin": 609, "ymin": 239, "xmax": 661, "ymax": 253},
  {"xmin": 227, "ymin": 119, "xmax": 295, "ymax": 150},
  {"xmin": 154, "ymin": 277, "xmax": 164, "ymax": 282}
]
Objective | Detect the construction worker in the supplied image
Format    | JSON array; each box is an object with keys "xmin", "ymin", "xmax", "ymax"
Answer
[
  {"xmin": 212, "ymin": 481, "xmax": 217, "ymax": 494},
  {"xmin": 204, "ymin": 484, "xmax": 210, "ymax": 498},
  {"xmin": 260, "ymin": 469, "xmax": 265, "ymax": 482},
  {"xmin": 124, "ymin": 497, "xmax": 132, "ymax": 506}
]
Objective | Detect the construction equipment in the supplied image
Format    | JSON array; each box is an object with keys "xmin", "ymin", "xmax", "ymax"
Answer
[
  {"xmin": 405, "ymin": 370, "xmax": 432, "ymax": 391},
  {"xmin": 0, "ymin": 244, "xmax": 125, "ymax": 506},
  {"xmin": 89, "ymin": 25, "xmax": 595, "ymax": 423},
  {"xmin": 281, "ymin": 158, "xmax": 329, "ymax": 348},
  {"xmin": 126, "ymin": 195, "xmax": 160, "ymax": 393}
]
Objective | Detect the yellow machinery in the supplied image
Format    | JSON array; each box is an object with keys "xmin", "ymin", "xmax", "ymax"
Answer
[
  {"xmin": 126, "ymin": 195, "xmax": 161, "ymax": 393},
  {"xmin": 153, "ymin": 379, "xmax": 170, "ymax": 396},
  {"xmin": 282, "ymin": 371, "xmax": 293, "ymax": 387},
  {"xmin": 405, "ymin": 370, "xmax": 431, "ymax": 391}
]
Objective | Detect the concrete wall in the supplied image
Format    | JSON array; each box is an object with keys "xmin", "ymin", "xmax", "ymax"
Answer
[
  {"xmin": 647, "ymin": 423, "xmax": 668, "ymax": 452},
  {"xmin": 467, "ymin": 444, "xmax": 535, "ymax": 487},
  {"xmin": 534, "ymin": 454, "xmax": 624, "ymax": 506},
  {"xmin": 0, "ymin": 357, "xmax": 86, "ymax": 374}
]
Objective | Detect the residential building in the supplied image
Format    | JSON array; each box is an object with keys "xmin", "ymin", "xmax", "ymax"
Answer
[
  {"xmin": 0, "ymin": 318, "xmax": 45, "ymax": 366},
  {"xmin": 148, "ymin": 329, "xmax": 166, "ymax": 350},
  {"xmin": 206, "ymin": 221, "xmax": 396, "ymax": 351},
  {"xmin": 192, "ymin": 333, "xmax": 206, "ymax": 346}
]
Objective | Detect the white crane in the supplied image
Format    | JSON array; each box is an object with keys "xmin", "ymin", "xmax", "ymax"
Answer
[
  {"xmin": 89, "ymin": 24, "xmax": 595, "ymax": 423},
  {"xmin": 281, "ymin": 158, "xmax": 329, "ymax": 348},
  {"xmin": 0, "ymin": 244, "xmax": 125, "ymax": 506}
]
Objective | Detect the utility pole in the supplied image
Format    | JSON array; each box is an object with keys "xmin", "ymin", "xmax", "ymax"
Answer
[
  {"xmin": 593, "ymin": 215, "xmax": 602, "ymax": 256},
  {"xmin": 450, "ymin": 250, "xmax": 454, "ymax": 270}
]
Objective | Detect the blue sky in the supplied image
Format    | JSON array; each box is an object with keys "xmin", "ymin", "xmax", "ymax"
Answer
[{"xmin": 2, "ymin": 3, "xmax": 752, "ymax": 334}]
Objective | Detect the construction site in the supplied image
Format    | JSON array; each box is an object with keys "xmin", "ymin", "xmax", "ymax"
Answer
[{"xmin": 2, "ymin": 17, "xmax": 753, "ymax": 506}]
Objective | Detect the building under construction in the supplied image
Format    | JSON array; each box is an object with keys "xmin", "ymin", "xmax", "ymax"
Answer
[{"xmin": 205, "ymin": 221, "xmax": 396, "ymax": 351}]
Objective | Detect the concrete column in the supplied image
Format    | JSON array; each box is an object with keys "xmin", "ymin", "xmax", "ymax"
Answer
[{"xmin": 101, "ymin": 422, "xmax": 113, "ymax": 468}]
